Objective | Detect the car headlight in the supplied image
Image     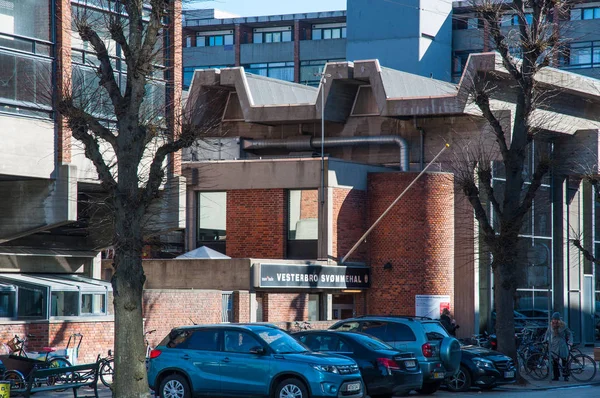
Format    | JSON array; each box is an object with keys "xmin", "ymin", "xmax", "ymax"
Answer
[
  {"xmin": 472, "ymin": 358, "xmax": 495, "ymax": 370},
  {"xmin": 311, "ymin": 364, "xmax": 340, "ymax": 374}
]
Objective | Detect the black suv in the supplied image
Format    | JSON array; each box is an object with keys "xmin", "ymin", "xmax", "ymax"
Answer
[{"xmin": 330, "ymin": 316, "xmax": 461, "ymax": 394}]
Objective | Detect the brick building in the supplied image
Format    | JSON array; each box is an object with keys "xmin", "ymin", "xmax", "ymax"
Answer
[{"xmin": 182, "ymin": 55, "xmax": 600, "ymax": 345}]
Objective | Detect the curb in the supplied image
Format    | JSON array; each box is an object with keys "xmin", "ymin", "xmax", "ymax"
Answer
[{"xmin": 495, "ymin": 381, "xmax": 600, "ymax": 392}]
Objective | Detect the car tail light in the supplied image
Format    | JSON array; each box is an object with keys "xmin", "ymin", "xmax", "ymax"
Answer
[
  {"xmin": 422, "ymin": 343, "xmax": 433, "ymax": 358},
  {"xmin": 377, "ymin": 358, "xmax": 400, "ymax": 375},
  {"xmin": 149, "ymin": 349, "xmax": 162, "ymax": 359}
]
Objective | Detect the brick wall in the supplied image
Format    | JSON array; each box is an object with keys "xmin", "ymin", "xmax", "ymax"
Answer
[
  {"xmin": 233, "ymin": 291, "xmax": 250, "ymax": 323},
  {"xmin": 299, "ymin": 189, "xmax": 319, "ymax": 219},
  {"xmin": 263, "ymin": 293, "xmax": 308, "ymax": 322},
  {"xmin": 332, "ymin": 188, "xmax": 367, "ymax": 262},
  {"xmin": 226, "ymin": 189, "xmax": 287, "ymax": 258},
  {"xmin": 367, "ymin": 172, "xmax": 455, "ymax": 316},
  {"xmin": 143, "ymin": 289, "xmax": 222, "ymax": 348}
]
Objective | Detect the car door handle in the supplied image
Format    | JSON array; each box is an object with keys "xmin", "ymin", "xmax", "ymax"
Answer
[
  {"xmin": 222, "ymin": 357, "xmax": 231, "ymax": 363},
  {"xmin": 181, "ymin": 354, "xmax": 191, "ymax": 360}
]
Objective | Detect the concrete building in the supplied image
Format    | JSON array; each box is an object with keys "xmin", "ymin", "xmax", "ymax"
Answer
[
  {"xmin": 0, "ymin": 0, "xmax": 183, "ymax": 362},
  {"xmin": 181, "ymin": 56, "xmax": 600, "ymax": 345}
]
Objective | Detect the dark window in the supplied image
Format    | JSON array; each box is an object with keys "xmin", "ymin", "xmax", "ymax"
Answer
[
  {"xmin": 387, "ymin": 323, "xmax": 417, "ymax": 341},
  {"xmin": 361, "ymin": 321, "xmax": 389, "ymax": 341},
  {"xmin": 312, "ymin": 26, "xmax": 346, "ymax": 40},
  {"xmin": 51, "ymin": 291, "xmax": 78, "ymax": 317},
  {"xmin": 224, "ymin": 331, "xmax": 262, "ymax": 353},
  {"xmin": 286, "ymin": 189, "xmax": 318, "ymax": 259},
  {"xmin": 17, "ymin": 285, "xmax": 44, "ymax": 318},
  {"xmin": 172, "ymin": 329, "xmax": 220, "ymax": 351},
  {"xmin": 299, "ymin": 334, "xmax": 342, "ymax": 351}
]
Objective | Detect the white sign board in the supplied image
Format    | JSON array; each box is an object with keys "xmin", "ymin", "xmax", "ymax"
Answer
[{"xmin": 415, "ymin": 295, "xmax": 451, "ymax": 319}]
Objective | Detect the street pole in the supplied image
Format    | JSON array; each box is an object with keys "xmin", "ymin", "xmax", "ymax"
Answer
[
  {"xmin": 340, "ymin": 143, "xmax": 450, "ymax": 264},
  {"xmin": 317, "ymin": 72, "xmax": 330, "ymax": 261}
]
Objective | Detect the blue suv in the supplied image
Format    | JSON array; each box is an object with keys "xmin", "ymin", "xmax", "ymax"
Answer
[{"xmin": 147, "ymin": 324, "xmax": 364, "ymax": 398}]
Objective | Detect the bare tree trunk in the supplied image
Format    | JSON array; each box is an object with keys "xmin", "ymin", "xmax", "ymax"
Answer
[
  {"xmin": 112, "ymin": 209, "xmax": 150, "ymax": 398},
  {"xmin": 493, "ymin": 270, "xmax": 517, "ymax": 361}
]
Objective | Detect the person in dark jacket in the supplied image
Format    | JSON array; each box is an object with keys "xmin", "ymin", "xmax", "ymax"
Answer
[
  {"xmin": 545, "ymin": 312, "xmax": 573, "ymax": 381},
  {"xmin": 440, "ymin": 308, "xmax": 459, "ymax": 336}
]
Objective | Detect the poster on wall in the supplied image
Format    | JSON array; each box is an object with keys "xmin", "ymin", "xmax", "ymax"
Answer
[{"xmin": 415, "ymin": 295, "xmax": 451, "ymax": 319}]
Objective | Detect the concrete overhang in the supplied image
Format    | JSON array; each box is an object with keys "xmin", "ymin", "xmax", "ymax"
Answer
[{"xmin": 185, "ymin": 53, "xmax": 600, "ymax": 134}]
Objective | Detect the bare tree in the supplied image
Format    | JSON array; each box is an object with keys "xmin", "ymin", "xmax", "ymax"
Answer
[
  {"xmin": 55, "ymin": 1, "xmax": 220, "ymax": 396},
  {"xmin": 451, "ymin": 0, "xmax": 571, "ymax": 361}
]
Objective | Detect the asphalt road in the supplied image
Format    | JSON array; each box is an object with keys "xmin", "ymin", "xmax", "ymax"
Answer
[{"xmin": 32, "ymin": 384, "xmax": 600, "ymax": 397}]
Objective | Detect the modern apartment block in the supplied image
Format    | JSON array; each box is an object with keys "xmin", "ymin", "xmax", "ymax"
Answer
[{"xmin": 182, "ymin": 0, "xmax": 453, "ymax": 87}]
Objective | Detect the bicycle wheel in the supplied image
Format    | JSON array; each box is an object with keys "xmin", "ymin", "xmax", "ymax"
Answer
[
  {"xmin": 4, "ymin": 370, "xmax": 26, "ymax": 389},
  {"xmin": 569, "ymin": 354, "xmax": 597, "ymax": 382},
  {"xmin": 526, "ymin": 352, "xmax": 550, "ymax": 380},
  {"xmin": 47, "ymin": 357, "xmax": 72, "ymax": 389},
  {"xmin": 100, "ymin": 358, "xmax": 115, "ymax": 387}
]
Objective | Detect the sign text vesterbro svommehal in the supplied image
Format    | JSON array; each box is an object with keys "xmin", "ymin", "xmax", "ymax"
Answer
[{"xmin": 257, "ymin": 263, "xmax": 371, "ymax": 289}]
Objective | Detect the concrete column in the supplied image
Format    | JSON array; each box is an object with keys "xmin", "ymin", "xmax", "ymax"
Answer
[
  {"xmin": 323, "ymin": 293, "xmax": 333, "ymax": 320},
  {"xmin": 233, "ymin": 290, "xmax": 250, "ymax": 323},
  {"xmin": 249, "ymin": 292, "xmax": 257, "ymax": 322}
]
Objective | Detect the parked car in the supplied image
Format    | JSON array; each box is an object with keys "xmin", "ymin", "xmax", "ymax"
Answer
[
  {"xmin": 445, "ymin": 344, "xmax": 516, "ymax": 392},
  {"xmin": 293, "ymin": 330, "xmax": 423, "ymax": 397},
  {"xmin": 330, "ymin": 316, "xmax": 461, "ymax": 394},
  {"xmin": 147, "ymin": 324, "xmax": 365, "ymax": 398}
]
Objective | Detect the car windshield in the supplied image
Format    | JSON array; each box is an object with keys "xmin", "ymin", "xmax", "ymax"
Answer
[
  {"xmin": 422, "ymin": 322, "xmax": 449, "ymax": 341},
  {"xmin": 258, "ymin": 329, "xmax": 308, "ymax": 354},
  {"xmin": 351, "ymin": 333, "xmax": 394, "ymax": 350}
]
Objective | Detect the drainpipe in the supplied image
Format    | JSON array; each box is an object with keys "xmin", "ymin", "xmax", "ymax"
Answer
[
  {"xmin": 418, "ymin": 127, "xmax": 425, "ymax": 171},
  {"xmin": 243, "ymin": 135, "xmax": 410, "ymax": 171}
]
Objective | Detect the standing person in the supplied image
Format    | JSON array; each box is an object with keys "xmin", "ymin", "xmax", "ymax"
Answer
[
  {"xmin": 440, "ymin": 308, "xmax": 459, "ymax": 336},
  {"xmin": 545, "ymin": 312, "xmax": 573, "ymax": 381}
]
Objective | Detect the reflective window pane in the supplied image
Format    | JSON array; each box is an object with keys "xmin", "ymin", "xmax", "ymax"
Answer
[
  {"xmin": 17, "ymin": 285, "xmax": 44, "ymax": 318},
  {"xmin": 313, "ymin": 29, "xmax": 321, "ymax": 40},
  {"xmin": 197, "ymin": 192, "xmax": 227, "ymax": 242},
  {"xmin": 288, "ymin": 189, "xmax": 318, "ymax": 240},
  {"xmin": 51, "ymin": 291, "xmax": 78, "ymax": 317}
]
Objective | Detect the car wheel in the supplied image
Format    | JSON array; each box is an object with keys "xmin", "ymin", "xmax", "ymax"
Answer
[
  {"xmin": 159, "ymin": 374, "xmax": 191, "ymax": 398},
  {"xmin": 416, "ymin": 381, "xmax": 441, "ymax": 395},
  {"xmin": 275, "ymin": 378, "xmax": 308, "ymax": 398},
  {"xmin": 446, "ymin": 366, "xmax": 471, "ymax": 392}
]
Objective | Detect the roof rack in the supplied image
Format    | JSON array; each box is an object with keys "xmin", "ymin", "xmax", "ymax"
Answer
[{"xmin": 354, "ymin": 315, "xmax": 434, "ymax": 321}]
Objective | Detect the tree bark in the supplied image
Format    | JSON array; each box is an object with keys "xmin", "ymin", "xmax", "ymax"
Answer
[
  {"xmin": 493, "ymin": 267, "xmax": 517, "ymax": 362},
  {"xmin": 112, "ymin": 209, "xmax": 150, "ymax": 398}
]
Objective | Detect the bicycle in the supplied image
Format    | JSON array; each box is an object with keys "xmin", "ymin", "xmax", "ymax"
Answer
[
  {"xmin": 293, "ymin": 321, "xmax": 312, "ymax": 331},
  {"xmin": 97, "ymin": 349, "xmax": 114, "ymax": 388},
  {"xmin": 526, "ymin": 343, "xmax": 597, "ymax": 381}
]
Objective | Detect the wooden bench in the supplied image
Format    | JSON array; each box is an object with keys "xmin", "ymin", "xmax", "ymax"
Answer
[{"xmin": 15, "ymin": 362, "xmax": 99, "ymax": 398}]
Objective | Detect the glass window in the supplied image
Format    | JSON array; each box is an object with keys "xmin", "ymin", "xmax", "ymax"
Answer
[
  {"xmin": 257, "ymin": 328, "xmax": 307, "ymax": 354},
  {"xmin": 342, "ymin": 27, "xmax": 347, "ymax": 38},
  {"xmin": 224, "ymin": 331, "xmax": 262, "ymax": 353},
  {"xmin": 571, "ymin": 9, "xmax": 581, "ymax": 21},
  {"xmin": 185, "ymin": 36, "xmax": 191, "ymax": 47},
  {"xmin": 308, "ymin": 294, "xmax": 319, "ymax": 321},
  {"xmin": 253, "ymin": 32, "xmax": 262, "ymax": 43},
  {"xmin": 361, "ymin": 321, "xmax": 389, "ymax": 341},
  {"xmin": 17, "ymin": 285, "xmax": 44, "ymax": 318},
  {"xmin": 224, "ymin": 34, "xmax": 233, "ymax": 45},
  {"xmin": 197, "ymin": 192, "xmax": 227, "ymax": 242},
  {"xmin": 81, "ymin": 293, "xmax": 106, "ymax": 315},
  {"xmin": 272, "ymin": 32, "xmax": 281, "ymax": 42},
  {"xmin": 467, "ymin": 18, "xmax": 478, "ymax": 29},
  {"xmin": 182, "ymin": 329, "xmax": 220, "ymax": 351},
  {"xmin": 282, "ymin": 31, "xmax": 292, "ymax": 41},
  {"xmin": 197, "ymin": 34, "xmax": 205, "ymax": 47},
  {"xmin": 387, "ymin": 323, "xmax": 417, "ymax": 341},
  {"xmin": 0, "ymin": 0, "xmax": 51, "ymax": 41},
  {"xmin": 288, "ymin": 190, "xmax": 318, "ymax": 240},
  {"xmin": 222, "ymin": 293, "xmax": 233, "ymax": 323},
  {"xmin": 0, "ymin": 291, "xmax": 15, "ymax": 317},
  {"xmin": 584, "ymin": 8, "xmax": 594, "ymax": 20},
  {"xmin": 312, "ymin": 29, "xmax": 321, "ymax": 40},
  {"xmin": 323, "ymin": 29, "xmax": 332, "ymax": 39},
  {"xmin": 331, "ymin": 29, "xmax": 341, "ymax": 39},
  {"xmin": 51, "ymin": 291, "xmax": 78, "ymax": 317},
  {"xmin": 331, "ymin": 321, "xmax": 360, "ymax": 331}
]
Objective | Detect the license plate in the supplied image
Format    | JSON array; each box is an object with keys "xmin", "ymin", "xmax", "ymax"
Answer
[
  {"xmin": 346, "ymin": 382, "xmax": 360, "ymax": 392},
  {"xmin": 405, "ymin": 360, "xmax": 416, "ymax": 368},
  {"xmin": 504, "ymin": 371, "xmax": 515, "ymax": 378},
  {"xmin": 433, "ymin": 372, "xmax": 444, "ymax": 379}
]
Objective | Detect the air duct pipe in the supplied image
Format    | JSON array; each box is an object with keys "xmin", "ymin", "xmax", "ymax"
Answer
[{"xmin": 243, "ymin": 135, "xmax": 410, "ymax": 171}]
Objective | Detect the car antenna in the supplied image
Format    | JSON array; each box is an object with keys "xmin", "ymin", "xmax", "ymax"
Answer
[{"xmin": 189, "ymin": 317, "xmax": 197, "ymax": 325}]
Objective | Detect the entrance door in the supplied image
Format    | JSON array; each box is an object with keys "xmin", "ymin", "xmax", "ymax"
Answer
[{"xmin": 332, "ymin": 294, "xmax": 354, "ymax": 320}]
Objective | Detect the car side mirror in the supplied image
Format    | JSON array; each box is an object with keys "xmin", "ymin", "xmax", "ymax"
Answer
[{"xmin": 249, "ymin": 346, "xmax": 265, "ymax": 355}]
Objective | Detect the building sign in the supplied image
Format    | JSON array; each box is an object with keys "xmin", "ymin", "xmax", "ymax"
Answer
[
  {"xmin": 415, "ymin": 295, "xmax": 451, "ymax": 319},
  {"xmin": 256, "ymin": 263, "xmax": 371, "ymax": 289}
]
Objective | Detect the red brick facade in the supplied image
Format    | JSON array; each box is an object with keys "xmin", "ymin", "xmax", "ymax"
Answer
[
  {"xmin": 262, "ymin": 293, "xmax": 308, "ymax": 322},
  {"xmin": 366, "ymin": 172, "xmax": 455, "ymax": 316},
  {"xmin": 299, "ymin": 189, "xmax": 319, "ymax": 219},
  {"xmin": 233, "ymin": 291, "xmax": 250, "ymax": 323},
  {"xmin": 332, "ymin": 188, "xmax": 367, "ymax": 262},
  {"xmin": 226, "ymin": 189, "xmax": 287, "ymax": 258}
]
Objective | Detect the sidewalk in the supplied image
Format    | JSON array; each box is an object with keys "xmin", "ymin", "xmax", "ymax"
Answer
[{"xmin": 497, "ymin": 346, "xmax": 600, "ymax": 391}]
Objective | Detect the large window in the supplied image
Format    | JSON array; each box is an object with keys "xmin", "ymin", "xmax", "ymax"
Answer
[
  {"xmin": 51, "ymin": 291, "xmax": 79, "ymax": 317},
  {"xmin": 571, "ymin": 7, "xmax": 600, "ymax": 21},
  {"xmin": 300, "ymin": 59, "xmax": 344, "ymax": 86},
  {"xmin": 567, "ymin": 42, "xmax": 600, "ymax": 69},
  {"xmin": 0, "ymin": 0, "xmax": 52, "ymax": 117},
  {"xmin": 197, "ymin": 192, "xmax": 227, "ymax": 253},
  {"xmin": 244, "ymin": 62, "xmax": 294, "ymax": 82},
  {"xmin": 17, "ymin": 285, "xmax": 45, "ymax": 318},
  {"xmin": 312, "ymin": 24, "xmax": 346, "ymax": 40},
  {"xmin": 491, "ymin": 142, "xmax": 553, "ymax": 317},
  {"xmin": 253, "ymin": 28, "xmax": 292, "ymax": 43},
  {"xmin": 287, "ymin": 189, "xmax": 318, "ymax": 259},
  {"xmin": 197, "ymin": 32, "xmax": 234, "ymax": 47}
]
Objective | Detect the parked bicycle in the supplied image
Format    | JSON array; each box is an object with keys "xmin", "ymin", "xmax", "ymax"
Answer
[
  {"xmin": 97, "ymin": 349, "xmax": 114, "ymax": 388},
  {"xmin": 526, "ymin": 343, "xmax": 597, "ymax": 381},
  {"xmin": 293, "ymin": 321, "xmax": 312, "ymax": 331}
]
